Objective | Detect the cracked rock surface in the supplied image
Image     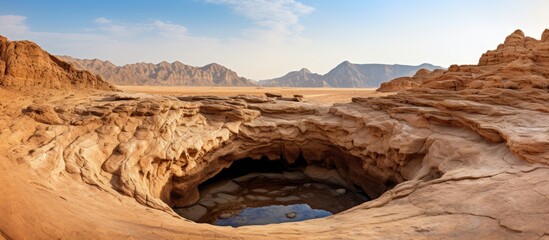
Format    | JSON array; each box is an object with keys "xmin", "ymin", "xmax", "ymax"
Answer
[
  {"xmin": 1, "ymin": 85, "xmax": 548, "ymax": 239},
  {"xmin": 1, "ymin": 32, "xmax": 549, "ymax": 239}
]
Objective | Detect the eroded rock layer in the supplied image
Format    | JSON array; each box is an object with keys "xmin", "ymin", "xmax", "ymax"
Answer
[
  {"xmin": 0, "ymin": 35, "xmax": 116, "ymax": 90},
  {"xmin": 379, "ymin": 29, "xmax": 549, "ymax": 92},
  {"xmin": 377, "ymin": 68, "xmax": 433, "ymax": 92},
  {"xmin": 1, "ymin": 30, "xmax": 549, "ymax": 239},
  {"xmin": 1, "ymin": 85, "xmax": 548, "ymax": 239}
]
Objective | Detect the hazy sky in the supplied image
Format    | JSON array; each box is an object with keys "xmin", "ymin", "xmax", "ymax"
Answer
[{"xmin": 1, "ymin": 0, "xmax": 548, "ymax": 79}]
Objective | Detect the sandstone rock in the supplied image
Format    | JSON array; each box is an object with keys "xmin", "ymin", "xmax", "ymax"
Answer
[
  {"xmin": 379, "ymin": 29, "xmax": 549, "ymax": 91},
  {"xmin": 286, "ymin": 212, "xmax": 297, "ymax": 218},
  {"xmin": 265, "ymin": 92, "xmax": 282, "ymax": 98},
  {"xmin": 174, "ymin": 204, "xmax": 207, "ymax": 222},
  {"xmin": 5, "ymin": 85, "xmax": 549, "ymax": 238},
  {"xmin": 1, "ymin": 30, "xmax": 549, "ymax": 240},
  {"xmin": 0, "ymin": 35, "xmax": 115, "ymax": 90},
  {"xmin": 377, "ymin": 76, "xmax": 418, "ymax": 92},
  {"xmin": 377, "ymin": 68, "xmax": 436, "ymax": 92},
  {"xmin": 23, "ymin": 104, "xmax": 64, "ymax": 125},
  {"xmin": 542, "ymin": 29, "xmax": 549, "ymax": 42},
  {"xmin": 276, "ymin": 96, "xmax": 304, "ymax": 102},
  {"xmin": 251, "ymin": 188, "xmax": 269, "ymax": 193},
  {"xmin": 303, "ymin": 165, "xmax": 348, "ymax": 187},
  {"xmin": 200, "ymin": 180, "xmax": 242, "ymax": 196},
  {"xmin": 282, "ymin": 171, "xmax": 306, "ymax": 180}
]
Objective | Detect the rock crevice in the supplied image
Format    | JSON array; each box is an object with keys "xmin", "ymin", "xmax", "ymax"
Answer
[{"xmin": 2, "ymin": 30, "xmax": 549, "ymax": 239}]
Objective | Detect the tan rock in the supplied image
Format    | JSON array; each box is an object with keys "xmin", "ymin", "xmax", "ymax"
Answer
[
  {"xmin": 303, "ymin": 165, "xmax": 348, "ymax": 187},
  {"xmin": 0, "ymin": 35, "xmax": 115, "ymax": 91},
  {"xmin": 379, "ymin": 29, "xmax": 549, "ymax": 91},
  {"xmin": 1, "ymin": 30, "xmax": 549, "ymax": 240}
]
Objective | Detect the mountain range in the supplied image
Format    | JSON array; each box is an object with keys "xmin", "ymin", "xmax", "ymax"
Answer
[
  {"xmin": 60, "ymin": 56, "xmax": 442, "ymax": 88},
  {"xmin": 260, "ymin": 62, "xmax": 443, "ymax": 88},
  {"xmin": 58, "ymin": 56, "xmax": 256, "ymax": 86}
]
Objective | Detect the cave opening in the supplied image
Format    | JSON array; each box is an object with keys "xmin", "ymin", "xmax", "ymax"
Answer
[{"xmin": 173, "ymin": 155, "xmax": 371, "ymax": 227}]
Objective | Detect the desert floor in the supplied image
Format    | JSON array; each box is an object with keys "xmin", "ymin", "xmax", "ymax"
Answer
[{"xmin": 117, "ymin": 86, "xmax": 392, "ymax": 104}]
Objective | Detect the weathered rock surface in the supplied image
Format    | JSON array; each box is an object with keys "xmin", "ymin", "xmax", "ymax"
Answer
[
  {"xmin": 377, "ymin": 68, "xmax": 435, "ymax": 92},
  {"xmin": 1, "ymin": 30, "xmax": 549, "ymax": 239},
  {"xmin": 59, "ymin": 56, "xmax": 256, "ymax": 86},
  {"xmin": 379, "ymin": 29, "xmax": 549, "ymax": 92},
  {"xmin": 0, "ymin": 35, "xmax": 116, "ymax": 90}
]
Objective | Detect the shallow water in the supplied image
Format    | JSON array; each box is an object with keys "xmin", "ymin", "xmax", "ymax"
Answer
[
  {"xmin": 175, "ymin": 169, "xmax": 369, "ymax": 226},
  {"xmin": 215, "ymin": 204, "xmax": 331, "ymax": 227}
]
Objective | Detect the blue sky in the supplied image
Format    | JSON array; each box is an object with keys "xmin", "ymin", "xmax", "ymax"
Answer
[{"xmin": 1, "ymin": 0, "xmax": 548, "ymax": 79}]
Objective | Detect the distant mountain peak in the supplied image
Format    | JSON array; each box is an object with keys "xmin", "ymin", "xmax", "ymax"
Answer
[
  {"xmin": 338, "ymin": 60, "xmax": 353, "ymax": 66},
  {"xmin": 259, "ymin": 67, "xmax": 322, "ymax": 87},
  {"xmin": 299, "ymin": 68, "xmax": 311, "ymax": 73},
  {"xmin": 203, "ymin": 62, "xmax": 223, "ymax": 68}
]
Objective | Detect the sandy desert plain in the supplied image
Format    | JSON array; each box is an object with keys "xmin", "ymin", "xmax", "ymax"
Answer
[
  {"xmin": 118, "ymin": 86, "xmax": 392, "ymax": 104},
  {"xmin": 2, "ymin": 8, "xmax": 549, "ymax": 239}
]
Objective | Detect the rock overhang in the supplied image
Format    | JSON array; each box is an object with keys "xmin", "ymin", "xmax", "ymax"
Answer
[{"xmin": 3, "ymin": 30, "xmax": 549, "ymax": 239}]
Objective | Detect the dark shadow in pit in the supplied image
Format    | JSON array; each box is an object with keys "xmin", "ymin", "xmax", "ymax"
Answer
[
  {"xmin": 199, "ymin": 156, "xmax": 303, "ymax": 186},
  {"xmin": 174, "ymin": 156, "xmax": 371, "ymax": 227}
]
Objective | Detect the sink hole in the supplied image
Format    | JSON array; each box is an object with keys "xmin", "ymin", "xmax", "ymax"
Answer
[{"xmin": 174, "ymin": 157, "xmax": 370, "ymax": 227}]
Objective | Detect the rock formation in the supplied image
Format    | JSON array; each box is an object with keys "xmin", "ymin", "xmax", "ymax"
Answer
[
  {"xmin": 378, "ymin": 29, "xmax": 549, "ymax": 92},
  {"xmin": 377, "ymin": 68, "xmax": 436, "ymax": 92},
  {"xmin": 0, "ymin": 35, "xmax": 115, "ymax": 90},
  {"xmin": 59, "ymin": 56, "xmax": 256, "ymax": 86},
  {"xmin": 260, "ymin": 62, "xmax": 443, "ymax": 88},
  {"xmin": 1, "ymin": 30, "xmax": 549, "ymax": 239}
]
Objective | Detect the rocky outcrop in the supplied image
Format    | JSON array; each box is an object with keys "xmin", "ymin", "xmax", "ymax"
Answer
[
  {"xmin": 379, "ymin": 29, "xmax": 549, "ymax": 92},
  {"xmin": 59, "ymin": 56, "xmax": 257, "ymax": 86},
  {"xmin": 2, "ymin": 78, "xmax": 548, "ymax": 239},
  {"xmin": 0, "ymin": 35, "xmax": 115, "ymax": 90},
  {"xmin": 260, "ymin": 62, "xmax": 443, "ymax": 88},
  {"xmin": 377, "ymin": 68, "xmax": 436, "ymax": 92},
  {"xmin": 1, "ymin": 30, "xmax": 549, "ymax": 239}
]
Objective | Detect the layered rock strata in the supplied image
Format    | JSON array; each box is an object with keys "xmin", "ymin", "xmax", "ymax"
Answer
[
  {"xmin": 377, "ymin": 68, "xmax": 435, "ymax": 92},
  {"xmin": 378, "ymin": 29, "xmax": 549, "ymax": 92},
  {"xmin": 1, "ymin": 30, "xmax": 549, "ymax": 239},
  {"xmin": 1, "ymin": 83, "xmax": 547, "ymax": 239},
  {"xmin": 0, "ymin": 35, "xmax": 116, "ymax": 90}
]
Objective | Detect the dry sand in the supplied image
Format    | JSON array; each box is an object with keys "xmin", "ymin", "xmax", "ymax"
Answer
[{"xmin": 117, "ymin": 86, "xmax": 392, "ymax": 104}]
